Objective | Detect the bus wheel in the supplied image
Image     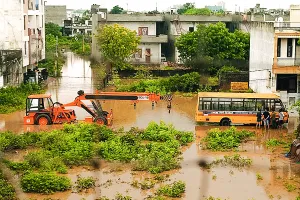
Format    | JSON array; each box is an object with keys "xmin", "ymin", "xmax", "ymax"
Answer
[{"xmin": 221, "ymin": 118, "xmax": 230, "ymax": 126}]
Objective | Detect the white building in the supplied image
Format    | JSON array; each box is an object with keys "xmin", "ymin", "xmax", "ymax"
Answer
[
  {"xmin": 92, "ymin": 11, "xmax": 168, "ymax": 65},
  {"xmin": 0, "ymin": 0, "xmax": 45, "ymax": 86},
  {"xmin": 167, "ymin": 15, "xmax": 233, "ymax": 63},
  {"xmin": 249, "ymin": 5, "xmax": 300, "ymax": 110}
]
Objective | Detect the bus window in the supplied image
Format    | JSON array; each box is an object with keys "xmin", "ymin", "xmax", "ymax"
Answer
[
  {"xmin": 257, "ymin": 99, "xmax": 265, "ymax": 111},
  {"xmin": 219, "ymin": 98, "xmax": 231, "ymax": 111},
  {"xmin": 231, "ymin": 99, "xmax": 244, "ymax": 111},
  {"xmin": 212, "ymin": 98, "xmax": 218, "ymax": 110},
  {"xmin": 275, "ymin": 99, "xmax": 283, "ymax": 111},
  {"xmin": 244, "ymin": 99, "xmax": 256, "ymax": 111},
  {"xmin": 198, "ymin": 98, "xmax": 202, "ymax": 111},
  {"xmin": 203, "ymin": 98, "xmax": 211, "ymax": 110}
]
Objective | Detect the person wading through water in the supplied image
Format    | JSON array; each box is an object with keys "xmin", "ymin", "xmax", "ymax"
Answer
[
  {"xmin": 256, "ymin": 109, "xmax": 262, "ymax": 129},
  {"xmin": 263, "ymin": 107, "xmax": 270, "ymax": 129}
]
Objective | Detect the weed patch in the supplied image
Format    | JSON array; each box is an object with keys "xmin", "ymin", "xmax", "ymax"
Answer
[
  {"xmin": 202, "ymin": 127, "xmax": 255, "ymax": 151},
  {"xmin": 256, "ymin": 173, "xmax": 263, "ymax": 180},
  {"xmin": 0, "ymin": 170, "xmax": 17, "ymax": 200},
  {"xmin": 20, "ymin": 172, "xmax": 71, "ymax": 194},
  {"xmin": 74, "ymin": 176, "xmax": 96, "ymax": 192},
  {"xmin": 207, "ymin": 154, "xmax": 252, "ymax": 169},
  {"xmin": 265, "ymin": 139, "xmax": 287, "ymax": 148},
  {"xmin": 115, "ymin": 193, "xmax": 132, "ymax": 200},
  {"xmin": 156, "ymin": 181, "xmax": 185, "ymax": 198},
  {"xmin": 0, "ymin": 83, "xmax": 44, "ymax": 114},
  {"xmin": 284, "ymin": 182, "xmax": 297, "ymax": 192},
  {"xmin": 116, "ymin": 72, "xmax": 203, "ymax": 93}
]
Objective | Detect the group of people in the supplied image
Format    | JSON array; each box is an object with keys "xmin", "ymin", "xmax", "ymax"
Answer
[{"xmin": 256, "ymin": 107, "xmax": 285, "ymax": 129}]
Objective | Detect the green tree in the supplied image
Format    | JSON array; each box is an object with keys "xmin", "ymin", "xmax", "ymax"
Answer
[
  {"xmin": 110, "ymin": 5, "xmax": 124, "ymax": 14},
  {"xmin": 177, "ymin": 3, "xmax": 195, "ymax": 14},
  {"xmin": 184, "ymin": 8, "xmax": 211, "ymax": 15},
  {"xmin": 45, "ymin": 22, "xmax": 62, "ymax": 38},
  {"xmin": 175, "ymin": 22, "xmax": 250, "ymax": 74},
  {"xmin": 96, "ymin": 24, "xmax": 140, "ymax": 70}
]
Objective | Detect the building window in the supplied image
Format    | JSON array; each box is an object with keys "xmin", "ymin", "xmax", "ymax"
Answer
[
  {"xmin": 277, "ymin": 38, "xmax": 281, "ymax": 57},
  {"xmin": 24, "ymin": 42, "xmax": 27, "ymax": 56},
  {"xmin": 189, "ymin": 27, "xmax": 194, "ymax": 32},
  {"xmin": 138, "ymin": 27, "xmax": 148, "ymax": 36},
  {"xmin": 287, "ymin": 38, "xmax": 293, "ymax": 57},
  {"xmin": 134, "ymin": 49, "xmax": 142, "ymax": 58},
  {"xmin": 24, "ymin": 16, "xmax": 26, "ymax": 30}
]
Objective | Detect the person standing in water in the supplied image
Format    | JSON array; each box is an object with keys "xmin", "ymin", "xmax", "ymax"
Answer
[
  {"xmin": 263, "ymin": 107, "xmax": 270, "ymax": 129},
  {"xmin": 256, "ymin": 110, "xmax": 262, "ymax": 128}
]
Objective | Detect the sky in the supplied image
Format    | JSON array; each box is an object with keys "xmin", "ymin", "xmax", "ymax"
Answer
[{"xmin": 45, "ymin": 0, "xmax": 299, "ymax": 12}]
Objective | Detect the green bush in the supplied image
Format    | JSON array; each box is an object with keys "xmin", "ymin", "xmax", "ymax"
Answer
[
  {"xmin": 202, "ymin": 127, "xmax": 255, "ymax": 151},
  {"xmin": 0, "ymin": 83, "xmax": 44, "ymax": 114},
  {"xmin": 0, "ymin": 170, "xmax": 17, "ymax": 200},
  {"xmin": 0, "ymin": 132, "xmax": 40, "ymax": 151},
  {"xmin": 156, "ymin": 181, "xmax": 186, "ymax": 197},
  {"xmin": 75, "ymin": 176, "xmax": 96, "ymax": 192},
  {"xmin": 142, "ymin": 121, "xmax": 194, "ymax": 145},
  {"xmin": 21, "ymin": 172, "xmax": 71, "ymax": 194},
  {"xmin": 116, "ymin": 72, "xmax": 202, "ymax": 93}
]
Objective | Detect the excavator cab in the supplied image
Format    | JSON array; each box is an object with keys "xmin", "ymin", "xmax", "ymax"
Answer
[
  {"xmin": 24, "ymin": 94, "xmax": 76, "ymax": 125},
  {"xmin": 24, "ymin": 94, "xmax": 54, "ymax": 125}
]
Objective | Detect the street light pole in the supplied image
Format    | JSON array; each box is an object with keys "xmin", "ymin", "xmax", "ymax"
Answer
[{"xmin": 55, "ymin": 36, "xmax": 58, "ymax": 77}]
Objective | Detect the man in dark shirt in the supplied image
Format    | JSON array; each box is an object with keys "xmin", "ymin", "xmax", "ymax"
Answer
[{"xmin": 263, "ymin": 108, "xmax": 270, "ymax": 129}]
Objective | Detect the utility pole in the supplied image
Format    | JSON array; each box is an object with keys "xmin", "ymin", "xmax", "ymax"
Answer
[
  {"xmin": 82, "ymin": 34, "xmax": 85, "ymax": 53},
  {"xmin": 55, "ymin": 36, "xmax": 58, "ymax": 77}
]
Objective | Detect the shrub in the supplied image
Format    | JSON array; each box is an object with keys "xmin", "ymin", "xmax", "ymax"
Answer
[
  {"xmin": 0, "ymin": 83, "xmax": 44, "ymax": 114},
  {"xmin": 21, "ymin": 172, "xmax": 71, "ymax": 194},
  {"xmin": 116, "ymin": 72, "xmax": 201, "ymax": 93},
  {"xmin": 207, "ymin": 154, "xmax": 252, "ymax": 169},
  {"xmin": 142, "ymin": 121, "xmax": 194, "ymax": 145},
  {"xmin": 202, "ymin": 127, "xmax": 255, "ymax": 151},
  {"xmin": 0, "ymin": 170, "xmax": 17, "ymax": 200},
  {"xmin": 265, "ymin": 139, "xmax": 286, "ymax": 148},
  {"xmin": 133, "ymin": 140, "xmax": 181, "ymax": 174},
  {"xmin": 156, "ymin": 181, "xmax": 186, "ymax": 197},
  {"xmin": 75, "ymin": 176, "xmax": 96, "ymax": 192}
]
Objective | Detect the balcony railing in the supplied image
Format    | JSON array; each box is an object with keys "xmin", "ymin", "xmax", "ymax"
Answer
[{"xmin": 276, "ymin": 58, "xmax": 300, "ymax": 66}]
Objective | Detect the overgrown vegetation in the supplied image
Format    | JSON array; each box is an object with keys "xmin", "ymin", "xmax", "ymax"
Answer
[
  {"xmin": 0, "ymin": 83, "xmax": 44, "ymax": 114},
  {"xmin": 206, "ymin": 154, "xmax": 252, "ymax": 169},
  {"xmin": 0, "ymin": 122, "xmax": 193, "ymax": 194},
  {"xmin": 74, "ymin": 176, "xmax": 96, "ymax": 192},
  {"xmin": 115, "ymin": 72, "xmax": 209, "ymax": 94},
  {"xmin": 43, "ymin": 22, "xmax": 92, "ymax": 76},
  {"xmin": 176, "ymin": 22, "xmax": 249, "ymax": 75},
  {"xmin": 0, "ymin": 170, "xmax": 17, "ymax": 200},
  {"xmin": 156, "ymin": 181, "xmax": 186, "ymax": 198},
  {"xmin": 20, "ymin": 172, "xmax": 71, "ymax": 194},
  {"xmin": 201, "ymin": 127, "xmax": 255, "ymax": 151}
]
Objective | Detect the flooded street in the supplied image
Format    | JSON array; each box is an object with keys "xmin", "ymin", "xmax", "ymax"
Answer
[{"xmin": 1, "ymin": 52, "xmax": 300, "ymax": 200}]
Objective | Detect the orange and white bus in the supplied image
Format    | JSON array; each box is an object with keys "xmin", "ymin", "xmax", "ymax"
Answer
[{"xmin": 195, "ymin": 92, "xmax": 289, "ymax": 126}]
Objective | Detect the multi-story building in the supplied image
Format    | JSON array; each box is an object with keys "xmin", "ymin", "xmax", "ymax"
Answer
[
  {"xmin": 249, "ymin": 5, "xmax": 300, "ymax": 109},
  {"xmin": 92, "ymin": 9, "xmax": 168, "ymax": 65},
  {"xmin": 45, "ymin": 5, "xmax": 67, "ymax": 27},
  {"xmin": 0, "ymin": 0, "xmax": 45, "ymax": 86},
  {"xmin": 165, "ymin": 15, "xmax": 237, "ymax": 63}
]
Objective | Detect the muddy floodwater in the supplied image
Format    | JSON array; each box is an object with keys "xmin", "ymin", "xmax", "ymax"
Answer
[{"xmin": 1, "ymin": 52, "xmax": 300, "ymax": 200}]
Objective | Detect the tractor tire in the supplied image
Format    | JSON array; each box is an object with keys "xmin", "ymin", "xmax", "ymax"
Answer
[
  {"xmin": 102, "ymin": 111, "xmax": 109, "ymax": 117},
  {"xmin": 35, "ymin": 114, "xmax": 52, "ymax": 125},
  {"xmin": 94, "ymin": 116, "xmax": 108, "ymax": 125}
]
